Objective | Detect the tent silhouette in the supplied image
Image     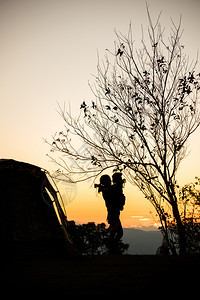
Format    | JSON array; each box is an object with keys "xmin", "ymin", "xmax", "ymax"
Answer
[{"xmin": 0, "ymin": 159, "xmax": 77, "ymax": 254}]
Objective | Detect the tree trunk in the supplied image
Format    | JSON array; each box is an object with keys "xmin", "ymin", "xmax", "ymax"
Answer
[{"xmin": 172, "ymin": 201, "xmax": 186, "ymax": 255}]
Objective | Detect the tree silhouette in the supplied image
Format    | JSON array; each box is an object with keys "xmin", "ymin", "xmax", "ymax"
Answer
[
  {"xmin": 174, "ymin": 177, "xmax": 200, "ymax": 254},
  {"xmin": 49, "ymin": 8, "xmax": 200, "ymax": 254},
  {"xmin": 67, "ymin": 221, "xmax": 129, "ymax": 255}
]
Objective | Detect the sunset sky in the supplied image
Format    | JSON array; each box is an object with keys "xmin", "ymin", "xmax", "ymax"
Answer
[{"xmin": 0, "ymin": 0, "xmax": 200, "ymax": 229}]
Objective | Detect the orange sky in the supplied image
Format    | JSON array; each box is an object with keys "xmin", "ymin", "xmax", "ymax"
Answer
[
  {"xmin": 0, "ymin": 0, "xmax": 200, "ymax": 229},
  {"xmin": 56, "ymin": 178, "xmax": 155, "ymax": 228}
]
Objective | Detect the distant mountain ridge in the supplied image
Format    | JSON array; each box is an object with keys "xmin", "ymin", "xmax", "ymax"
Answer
[{"xmin": 123, "ymin": 228, "xmax": 163, "ymax": 255}]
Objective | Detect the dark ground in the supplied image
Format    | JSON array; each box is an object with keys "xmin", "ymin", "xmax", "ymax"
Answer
[{"xmin": 3, "ymin": 242, "xmax": 200, "ymax": 296}]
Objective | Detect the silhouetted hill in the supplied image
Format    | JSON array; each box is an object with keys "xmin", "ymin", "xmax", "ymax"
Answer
[{"xmin": 123, "ymin": 228, "xmax": 163, "ymax": 254}]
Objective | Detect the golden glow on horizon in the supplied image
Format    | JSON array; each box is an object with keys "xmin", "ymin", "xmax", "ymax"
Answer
[{"xmin": 58, "ymin": 180, "xmax": 158, "ymax": 228}]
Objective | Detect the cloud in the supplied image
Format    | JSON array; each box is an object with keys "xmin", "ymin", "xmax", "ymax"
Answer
[
  {"xmin": 131, "ymin": 216, "xmax": 144, "ymax": 218},
  {"xmin": 131, "ymin": 216, "xmax": 152, "ymax": 221}
]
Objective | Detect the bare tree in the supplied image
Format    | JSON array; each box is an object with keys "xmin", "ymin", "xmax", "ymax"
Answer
[{"xmin": 49, "ymin": 9, "xmax": 200, "ymax": 254}]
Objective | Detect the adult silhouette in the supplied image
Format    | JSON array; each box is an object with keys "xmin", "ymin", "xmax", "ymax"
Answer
[{"xmin": 95, "ymin": 173, "xmax": 126, "ymax": 253}]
